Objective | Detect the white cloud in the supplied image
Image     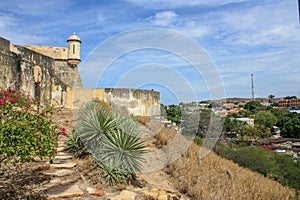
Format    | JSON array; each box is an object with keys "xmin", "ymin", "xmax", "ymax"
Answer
[
  {"xmin": 147, "ymin": 11, "xmax": 179, "ymax": 26},
  {"xmin": 209, "ymin": 1, "xmax": 300, "ymax": 46},
  {"xmin": 145, "ymin": 11, "xmax": 212, "ymax": 38},
  {"xmin": 125, "ymin": 0, "xmax": 245, "ymax": 8}
]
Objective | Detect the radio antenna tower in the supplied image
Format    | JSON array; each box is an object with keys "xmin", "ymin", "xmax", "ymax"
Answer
[{"xmin": 251, "ymin": 73, "xmax": 255, "ymax": 101}]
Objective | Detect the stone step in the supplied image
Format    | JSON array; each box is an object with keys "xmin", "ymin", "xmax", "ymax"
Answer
[
  {"xmin": 50, "ymin": 162, "xmax": 77, "ymax": 169},
  {"xmin": 46, "ymin": 184, "xmax": 84, "ymax": 199},
  {"xmin": 56, "ymin": 151, "xmax": 69, "ymax": 156},
  {"xmin": 54, "ymin": 155, "xmax": 73, "ymax": 160},
  {"xmin": 47, "ymin": 177, "xmax": 77, "ymax": 188},
  {"xmin": 44, "ymin": 169, "xmax": 73, "ymax": 177},
  {"xmin": 111, "ymin": 190, "xmax": 136, "ymax": 200},
  {"xmin": 46, "ymin": 159, "xmax": 66, "ymax": 164},
  {"xmin": 56, "ymin": 147, "xmax": 66, "ymax": 152}
]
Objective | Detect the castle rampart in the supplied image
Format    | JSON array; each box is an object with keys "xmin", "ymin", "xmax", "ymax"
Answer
[{"xmin": 0, "ymin": 36, "xmax": 160, "ymax": 116}]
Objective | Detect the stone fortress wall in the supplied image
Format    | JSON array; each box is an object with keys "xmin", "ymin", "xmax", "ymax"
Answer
[{"xmin": 0, "ymin": 34, "xmax": 160, "ymax": 116}]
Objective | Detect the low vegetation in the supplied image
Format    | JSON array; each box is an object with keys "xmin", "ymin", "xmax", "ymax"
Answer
[
  {"xmin": 214, "ymin": 143, "xmax": 300, "ymax": 192},
  {"xmin": 156, "ymin": 128, "xmax": 295, "ymax": 199},
  {"xmin": 0, "ymin": 88, "xmax": 60, "ymax": 169},
  {"xmin": 66, "ymin": 100, "xmax": 147, "ymax": 185}
]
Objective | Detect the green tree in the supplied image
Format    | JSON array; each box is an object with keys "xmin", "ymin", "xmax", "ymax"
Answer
[
  {"xmin": 254, "ymin": 110, "xmax": 278, "ymax": 129},
  {"xmin": 281, "ymin": 113, "xmax": 300, "ymax": 138},
  {"xmin": 283, "ymin": 96, "xmax": 297, "ymax": 100},
  {"xmin": 244, "ymin": 101, "xmax": 266, "ymax": 113},
  {"xmin": 165, "ymin": 104, "xmax": 182, "ymax": 125},
  {"xmin": 272, "ymin": 108, "xmax": 289, "ymax": 122},
  {"xmin": 227, "ymin": 109, "xmax": 251, "ymax": 118},
  {"xmin": 268, "ymin": 94, "xmax": 275, "ymax": 104},
  {"xmin": 268, "ymin": 94, "xmax": 275, "ymax": 100},
  {"xmin": 197, "ymin": 109, "xmax": 212, "ymax": 137}
]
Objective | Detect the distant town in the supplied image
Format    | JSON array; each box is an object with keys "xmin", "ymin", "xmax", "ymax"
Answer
[{"xmin": 162, "ymin": 95, "xmax": 300, "ymax": 157}]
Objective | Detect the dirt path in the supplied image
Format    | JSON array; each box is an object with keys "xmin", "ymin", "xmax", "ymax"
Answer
[{"xmin": 40, "ymin": 108, "xmax": 188, "ymax": 199}]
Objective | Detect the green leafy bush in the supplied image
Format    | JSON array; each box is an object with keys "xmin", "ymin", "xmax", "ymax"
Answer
[
  {"xmin": 0, "ymin": 88, "xmax": 60, "ymax": 167},
  {"xmin": 76, "ymin": 100, "xmax": 146, "ymax": 185}
]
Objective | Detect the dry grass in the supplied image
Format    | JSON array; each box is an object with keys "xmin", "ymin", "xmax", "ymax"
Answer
[
  {"xmin": 153, "ymin": 128, "xmax": 177, "ymax": 148},
  {"xmin": 136, "ymin": 116, "xmax": 151, "ymax": 125},
  {"xmin": 155, "ymin": 128, "xmax": 296, "ymax": 200}
]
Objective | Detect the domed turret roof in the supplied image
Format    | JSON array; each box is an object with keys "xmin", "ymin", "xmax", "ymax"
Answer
[{"xmin": 67, "ymin": 33, "xmax": 81, "ymax": 42}]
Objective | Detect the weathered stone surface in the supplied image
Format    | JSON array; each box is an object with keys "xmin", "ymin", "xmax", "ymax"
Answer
[
  {"xmin": 50, "ymin": 162, "xmax": 77, "ymax": 169},
  {"xmin": 44, "ymin": 169, "xmax": 73, "ymax": 177},
  {"xmin": 56, "ymin": 147, "xmax": 66, "ymax": 152},
  {"xmin": 150, "ymin": 188, "xmax": 158, "ymax": 193},
  {"xmin": 46, "ymin": 184, "xmax": 84, "ymax": 199},
  {"xmin": 140, "ymin": 190, "xmax": 158, "ymax": 199},
  {"xmin": 46, "ymin": 177, "xmax": 77, "ymax": 188},
  {"xmin": 116, "ymin": 184, "xmax": 127, "ymax": 190},
  {"xmin": 54, "ymin": 155, "xmax": 73, "ymax": 160},
  {"xmin": 111, "ymin": 190, "xmax": 137, "ymax": 200},
  {"xmin": 56, "ymin": 152, "xmax": 69, "ymax": 156},
  {"xmin": 86, "ymin": 187, "xmax": 105, "ymax": 196},
  {"xmin": 157, "ymin": 194, "xmax": 168, "ymax": 200},
  {"xmin": 159, "ymin": 189, "xmax": 168, "ymax": 195}
]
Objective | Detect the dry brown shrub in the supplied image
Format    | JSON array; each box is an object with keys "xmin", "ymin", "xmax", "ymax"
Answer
[
  {"xmin": 98, "ymin": 100, "xmax": 112, "ymax": 111},
  {"xmin": 165, "ymin": 141, "xmax": 295, "ymax": 200},
  {"xmin": 136, "ymin": 116, "xmax": 151, "ymax": 125},
  {"xmin": 153, "ymin": 128, "xmax": 177, "ymax": 148}
]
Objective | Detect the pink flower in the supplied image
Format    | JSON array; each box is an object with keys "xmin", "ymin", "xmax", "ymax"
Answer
[
  {"xmin": 8, "ymin": 88, "xmax": 16, "ymax": 93},
  {"xmin": 10, "ymin": 98, "xmax": 16, "ymax": 103},
  {"xmin": 61, "ymin": 128, "xmax": 67, "ymax": 135},
  {"xmin": 3, "ymin": 93, "xmax": 9, "ymax": 98},
  {"xmin": 0, "ymin": 99, "xmax": 5, "ymax": 105}
]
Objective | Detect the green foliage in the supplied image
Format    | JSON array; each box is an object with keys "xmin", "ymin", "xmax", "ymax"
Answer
[
  {"xmin": 215, "ymin": 144, "xmax": 300, "ymax": 191},
  {"xmin": 268, "ymin": 94, "xmax": 275, "ymax": 100},
  {"xmin": 272, "ymin": 108, "xmax": 290, "ymax": 120},
  {"xmin": 223, "ymin": 116, "xmax": 268, "ymax": 139},
  {"xmin": 254, "ymin": 111, "xmax": 278, "ymax": 129},
  {"xmin": 93, "ymin": 158, "xmax": 132, "ymax": 185},
  {"xmin": 193, "ymin": 136, "xmax": 203, "ymax": 146},
  {"xmin": 281, "ymin": 113, "xmax": 300, "ymax": 138},
  {"xmin": 244, "ymin": 101, "xmax": 266, "ymax": 113},
  {"xmin": 164, "ymin": 104, "xmax": 182, "ymax": 125},
  {"xmin": 197, "ymin": 109, "xmax": 212, "ymax": 137},
  {"xmin": 284, "ymin": 96, "xmax": 297, "ymax": 100},
  {"xmin": 228, "ymin": 109, "xmax": 252, "ymax": 118},
  {"xmin": 76, "ymin": 100, "xmax": 146, "ymax": 185},
  {"xmin": 64, "ymin": 132, "xmax": 88, "ymax": 158},
  {"xmin": 223, "ymin": 117, "xmax": 247, "ymax": 135},
  {"xmin": 0, "ymin": 88, "xmax": 60, "ymax": 167}
]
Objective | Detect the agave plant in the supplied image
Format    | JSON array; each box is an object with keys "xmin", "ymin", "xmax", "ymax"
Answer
[
  {"xmin": 64, "ymin": 132, "xmax": 88, "ymax": 158},
  {"xmin": 75, "ymin": 100, "xmax": 146, "ymax": 185}
]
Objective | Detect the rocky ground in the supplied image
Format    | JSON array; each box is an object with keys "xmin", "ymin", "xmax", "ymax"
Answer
[{"xmin": 12, "ymin": 108, "xmax": 189, "ymax": 200}]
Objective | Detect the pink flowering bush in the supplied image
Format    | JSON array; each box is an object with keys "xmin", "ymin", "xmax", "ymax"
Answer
[{"xmin": 0, "ymin": 88, "xmax": 60, "ymax": 167}]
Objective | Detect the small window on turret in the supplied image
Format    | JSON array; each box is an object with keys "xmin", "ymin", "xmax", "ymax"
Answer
[{"xmin": 73, "ymin": 44, "xmax": 75, "ymax": 54}]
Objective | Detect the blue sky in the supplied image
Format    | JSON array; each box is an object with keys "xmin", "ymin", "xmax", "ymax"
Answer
[{"xmin": 0, "ymin": 0, "xmax": 299, "ymax": 104}]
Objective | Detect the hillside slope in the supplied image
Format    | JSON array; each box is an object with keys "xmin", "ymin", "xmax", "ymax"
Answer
[
  {"xmin": 51, "ymin": 109, "xmax": 295, "ymax": 200},
  {"xmin": 152, "ymin": 128, "xmax": 295, "ymax": 200}
]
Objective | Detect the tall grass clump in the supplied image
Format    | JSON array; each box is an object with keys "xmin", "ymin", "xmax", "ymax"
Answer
[{"xmin": 75, "ymin": 100, "xmax": 146, "ymax": 185}]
